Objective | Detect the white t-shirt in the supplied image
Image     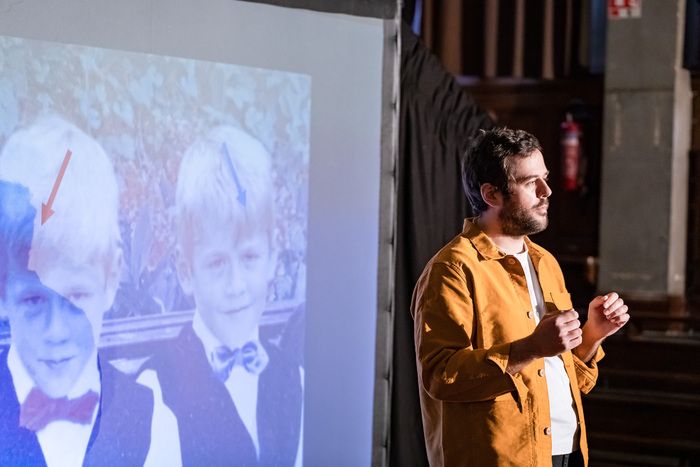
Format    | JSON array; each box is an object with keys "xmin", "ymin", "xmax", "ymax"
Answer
[{"xmin": 513, "ymin": 250, "xmax": 579, "ymax": 455}]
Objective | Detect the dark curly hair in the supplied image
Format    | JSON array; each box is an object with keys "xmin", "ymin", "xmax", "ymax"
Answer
[{"xmin": 461, "ymin": 127, "xmax": 542, "ymax": 216}]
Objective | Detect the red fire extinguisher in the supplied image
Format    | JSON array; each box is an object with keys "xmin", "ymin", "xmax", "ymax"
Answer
[{"xmin": 560, "ymin": 113, "xmax": 581, "ymax": 192}]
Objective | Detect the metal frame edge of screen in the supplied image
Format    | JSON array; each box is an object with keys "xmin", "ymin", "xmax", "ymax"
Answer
[{"xmin": 237, "ymin": 0, "xmax": 397, "ymax": 19}]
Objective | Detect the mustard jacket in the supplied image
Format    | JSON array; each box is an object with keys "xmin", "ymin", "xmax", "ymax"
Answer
[{"xmin": 411, "ymin": 219, "xmax": 604, "ymax": 467}]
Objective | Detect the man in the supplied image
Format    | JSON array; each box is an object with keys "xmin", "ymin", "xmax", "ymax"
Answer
[
  {"xmin": 411, "ymin": 128, "xmax": 629, "ymax": 467},
  {"xmin": 145, "ymin": 126, "xmax": 303, "ymax": 466}
]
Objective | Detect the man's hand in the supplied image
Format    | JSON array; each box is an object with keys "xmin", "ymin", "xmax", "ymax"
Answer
[
  {"xmin": 530, "ymin": 309, "xmax": 582, "ymax": 357},
  {"xmin": 507, "ymin": 310, "xmax": 581, "ymax": 375},
  {"xmin": 585, "ymin": 292, "xmax": 630, "ymax": 340},
  {"xmin": 573, "ymin": 292, "xmax": 629, "ymax": 362}
]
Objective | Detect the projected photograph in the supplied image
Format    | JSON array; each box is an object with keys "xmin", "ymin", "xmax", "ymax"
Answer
[{"xmin": 0, "ymin": 35, "xmax": 309, "ymax": 466}]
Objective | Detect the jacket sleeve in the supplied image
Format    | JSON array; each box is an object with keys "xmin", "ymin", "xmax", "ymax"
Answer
[
  {"xmin": 412, "ymin": 261, "xmax": 528, "ymax": 406},
  {"xmin": 572, "ymin": 345, "xmax": 605, "ymax": 394}
]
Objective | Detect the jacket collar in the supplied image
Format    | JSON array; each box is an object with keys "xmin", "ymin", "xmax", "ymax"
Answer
[{"xmin": 462, "ymin": 218, "xmax": 545, "ymax": 263}]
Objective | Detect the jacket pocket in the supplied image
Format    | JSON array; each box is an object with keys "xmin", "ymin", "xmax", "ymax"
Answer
[
  {"xmin": 493, "ymin": 391, "xmax": 514, "ymax": 402},
  {"xmin": 547, "ymin": 291, "xmax": 573, "ymax": 312}
]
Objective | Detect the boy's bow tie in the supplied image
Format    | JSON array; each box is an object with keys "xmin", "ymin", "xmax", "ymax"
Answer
[
  {"xmin": 19, "ymin": 387, "xmax": 99, "ymax": 432},
  {"xmin": 213, "ymin": 341, "xmax": 269, "ymax": 382}
]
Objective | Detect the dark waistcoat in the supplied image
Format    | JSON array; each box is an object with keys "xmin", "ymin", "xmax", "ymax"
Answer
[{"xmin": 150, "ymin": 324, "xmax": 303, "ymax": 467}]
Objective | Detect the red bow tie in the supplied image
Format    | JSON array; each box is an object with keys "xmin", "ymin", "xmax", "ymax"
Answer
[{"xmin": 19, "ymin": 387, "xmax": 99, "ymax": 432}]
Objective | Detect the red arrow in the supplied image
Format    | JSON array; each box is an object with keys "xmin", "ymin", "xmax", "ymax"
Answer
[{"xmin": 41, "ymin": 149, "xmax": 72, "ymax": 225}]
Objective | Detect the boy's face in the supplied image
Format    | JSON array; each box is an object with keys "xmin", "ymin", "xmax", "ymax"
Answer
[
  {"xmin": 182, "ymin": 221, "xmax": 275, "ymax": 349},
  {"xmin": 2, "ymin": 253, "xmax": 118, "ymax": 398}
]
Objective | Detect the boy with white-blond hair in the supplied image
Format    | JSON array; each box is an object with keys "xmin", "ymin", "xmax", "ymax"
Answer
[
  {"xmin": 147, "ymin": 125, "xmax": 303, "ymax": 466},
  {"xmin": 0, "ymin": 116, "xmax": 178, "ymax": 466}
]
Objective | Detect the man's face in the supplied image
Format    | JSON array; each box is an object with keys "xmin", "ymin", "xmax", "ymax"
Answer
[
  {"xmin": 499, "ymin": 150, "xmax": 552, "ymax": 236},
  {"xmin": 184, "ymin": 221, "xmax": 274, "ymax": 349},
  {"xmin": 3, "ymin": 258, "xmax": 111, "ymax": 397}
]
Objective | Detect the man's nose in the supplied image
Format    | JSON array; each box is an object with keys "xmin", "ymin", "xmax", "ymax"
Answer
[{"xmin": 538, "ymin": 179, "xmax": 552, "ymax": 198}]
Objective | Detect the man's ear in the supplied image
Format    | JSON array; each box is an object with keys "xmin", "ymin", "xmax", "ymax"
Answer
[
  {"xmin": 480, "ymin": 183, "xmax": 503, "ymax": 209},
  {"xmin": 175, "ymin": 246, "xmax": 193, "ymax": 296}
]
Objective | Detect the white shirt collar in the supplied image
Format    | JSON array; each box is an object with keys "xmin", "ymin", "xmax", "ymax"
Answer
[
  {"xmin": 191, "ymin": 310, "xmax": 261, "ymax": 367},
  {"xmin": 7, "ymin": 345, "xmax": 101, "ymax": 404}
]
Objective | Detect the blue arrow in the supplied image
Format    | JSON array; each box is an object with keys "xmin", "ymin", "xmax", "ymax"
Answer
[{"xmin": 221, "ymin": 142, "xmax": 246, "ymax": 207}]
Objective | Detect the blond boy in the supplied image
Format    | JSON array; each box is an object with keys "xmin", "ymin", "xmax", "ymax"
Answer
[
  {"xmin": 147, "ymin": 126, "xmax": 303, "ymax": 466},
  {"xmin": 0, "ymin": 116, "xmax": 178, "ymax": 466}
]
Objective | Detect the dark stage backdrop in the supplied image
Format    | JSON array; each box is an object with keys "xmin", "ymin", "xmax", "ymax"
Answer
[{"xmin": 391, "ymin": 24, "xmax": 493, "ymax": 467}]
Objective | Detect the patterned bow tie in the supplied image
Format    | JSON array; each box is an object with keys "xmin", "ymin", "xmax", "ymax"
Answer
[
  {"xmin": 19, "ymin": 387, "xmax": 99, "ymax": 432},
  {"xmin": 212, "ymin": 341, "xmax": 269, "ymax": 382}
]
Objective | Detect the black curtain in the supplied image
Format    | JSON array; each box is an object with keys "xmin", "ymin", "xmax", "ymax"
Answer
[
  {"xmin": 402, "ymin": 0, "xmax": 416, "ymax": 24},
  {"xmin": 390, "ymin": 24, "xmax": 494, "ymax": 467},
  {"xmin": 685, "ymin": 0, "xmax": 700, "ymax": 70}
]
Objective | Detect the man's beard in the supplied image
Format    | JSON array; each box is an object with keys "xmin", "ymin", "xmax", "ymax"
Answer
[{"xmin": 499, "ymin": 199, "xmax": 549, "ymax": 236}]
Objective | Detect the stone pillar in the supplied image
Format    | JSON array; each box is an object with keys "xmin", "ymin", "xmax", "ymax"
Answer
[{"xmin": 598, "ymin": 0, "xmax": 692, "ymax": 302}]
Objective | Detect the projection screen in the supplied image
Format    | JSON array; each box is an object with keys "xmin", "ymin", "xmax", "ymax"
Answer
[{"xmin": 0, "ymin": 1, "xmax": 397, "ymax": 466}]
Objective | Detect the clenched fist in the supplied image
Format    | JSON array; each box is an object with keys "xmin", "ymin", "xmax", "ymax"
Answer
[
  {"xmin": 529, "ymin": 309, "xmax": 582, "ymax": 358},
  {"xmin": 585, "ymin": 292, "xmax": 630, "ymax": 341}
]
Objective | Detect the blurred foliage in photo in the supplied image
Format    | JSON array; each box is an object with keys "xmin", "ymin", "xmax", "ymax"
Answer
[{"xmin": 0, "ymin": 35, "xmax": 310, "ymax": 324}]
